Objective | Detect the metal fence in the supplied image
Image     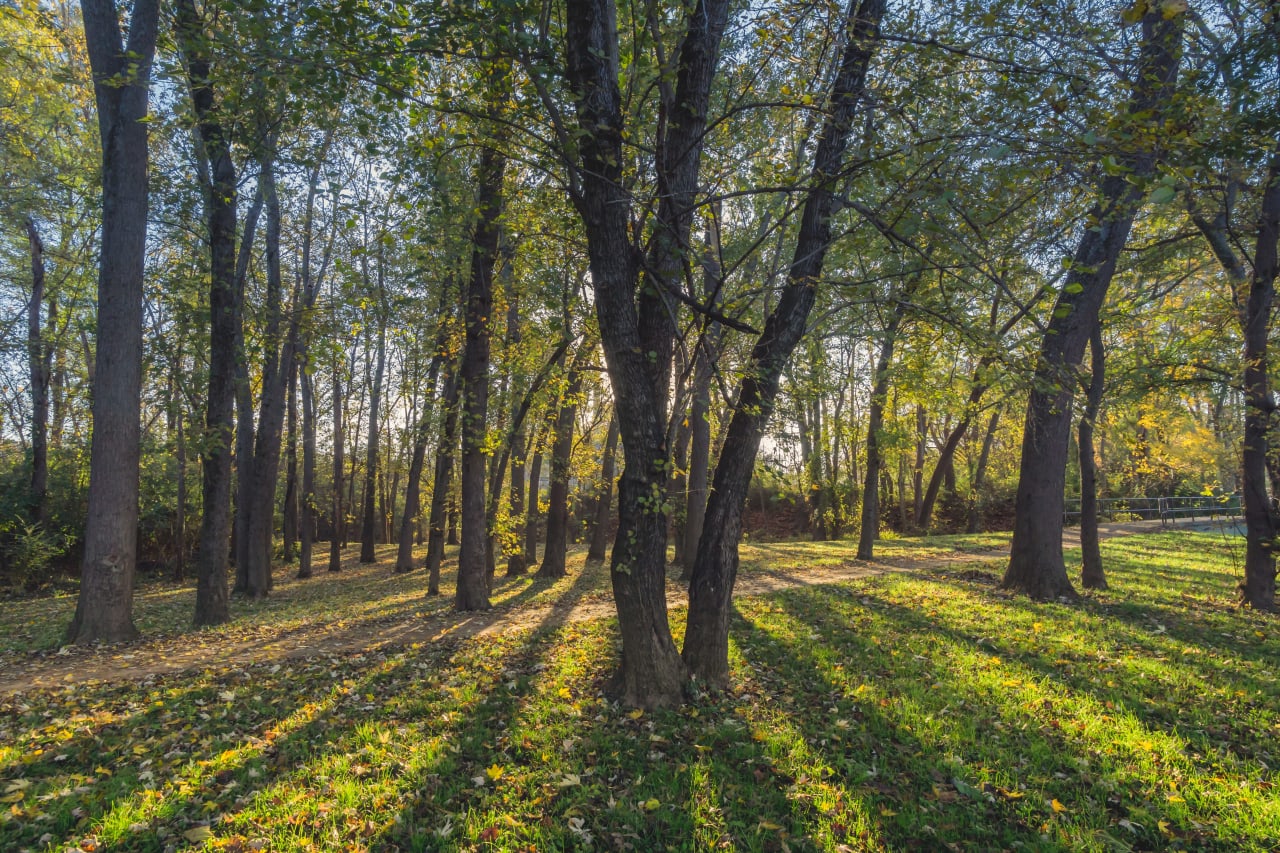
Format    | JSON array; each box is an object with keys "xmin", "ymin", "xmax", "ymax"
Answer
[{"xmin": 1063, "ymin": 494, "xmax": 1242, "ymax": 527}]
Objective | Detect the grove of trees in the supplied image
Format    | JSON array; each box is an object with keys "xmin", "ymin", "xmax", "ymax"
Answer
[{"xmin": 1, "ymin": 0, "xmax": 1276, "ymax": 706}]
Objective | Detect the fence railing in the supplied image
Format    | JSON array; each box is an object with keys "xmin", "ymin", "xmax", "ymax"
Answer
[{"xmin": 1063, "ymin": 495, "xmax": 1241, "ymax": 527}]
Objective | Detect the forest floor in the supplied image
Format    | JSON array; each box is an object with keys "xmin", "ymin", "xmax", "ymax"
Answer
[
  {"xmin": 0, "ymin": 516, "xmax": 1230, "ymax": 696},
  {"xmin": 2, "ymin": 523, "xmax": 1275, "ymax": 852}
]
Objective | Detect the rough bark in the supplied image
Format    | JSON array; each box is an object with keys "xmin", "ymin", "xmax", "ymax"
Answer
[
  {"xmin": 684, "ymin": 0, "xmax": 886, "ymax": 688},
  {"xmin": 564, "ymin": 0, "xmax": 730, "ymax": 708},
  {"xmin": 1079, "ymin": 325, "xmax": 1107, "ymax": 589},
  {"xmin": 1003, "ymin": 10, "xmax": 1182, "ymax": 600},
  {"xmin": 456, "ymin": 144, "xmax": 508, "ymax": 611},
  {"xmin": 68, "ymin": 0, "xmax": 160, "ymax": 645},
  {"xmin": 25, "ymin": 218, "xmax": 50, "ymax": 526}
]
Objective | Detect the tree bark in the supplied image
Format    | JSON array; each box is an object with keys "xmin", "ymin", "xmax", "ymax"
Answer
[
  {"xmin": 538, "ymin": 364, "xmax": 582, "ymax": 579},
  {"xmin": 299, "ymin": 364, "xmax": 317, "ymax": 579},
  {"xmin": 1003, "ymin": 10, "xmax": 1182, "ymax": 600},
  {"xmin": 68, "ymin": 0, "xmax": 160, "ymax": 645},
  {"xmin": 426, "ymin": 367, "xmax": 460, "ymax": 595},
  {"xmin": 684, "ymin": 0, "xmax": 886, "ymax": 688},
  {"xmin": 283, "ymin": 358, "xmax": 298, "ymax": 563},
  {"xmin": 564, "ymin": 0, "xmax": 731, "ymax": 708},
  {"xmin": 1079, "ymin": 325, "xmax": 1106, "ymax": 589},
  {"xmin": 522, "ymin": 440, "xmax": 545, "ymax": 571},
  {"xmin": 328, "ymin": 353, "xmax": 345, "ymax": 572},
  {"xmin": 359, "ymin": 263, "xmax": 388, "ymax": 563},
  {"xmin": 967, "ymin": 411, "xmax": 1000, "ymax": 534},
  {"xmin": 456, "ymin": 143, "xmax": 508, "ymax": 611},
  {"xmin": 25, "ymin": 218, "xmax": 50, "ymax": 526}
]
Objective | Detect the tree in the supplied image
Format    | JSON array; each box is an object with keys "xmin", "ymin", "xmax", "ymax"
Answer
[
  {"xmin": 1002, "ymin": 7, "xmax": 1184, "ymax": 600},
  {"xmin": 65, "ymin": 0, "xmax": 160, "ymax": 644}
]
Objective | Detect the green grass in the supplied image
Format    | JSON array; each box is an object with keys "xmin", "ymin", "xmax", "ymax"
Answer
[{"xmin": 1, "ymin": 531, "xmax": 1277, "ymax": 851}]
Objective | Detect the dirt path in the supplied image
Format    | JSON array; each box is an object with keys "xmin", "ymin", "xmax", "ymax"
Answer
[{"xmin": 0, "ymin": 519, "xmax": 1215, "ymax": 697}]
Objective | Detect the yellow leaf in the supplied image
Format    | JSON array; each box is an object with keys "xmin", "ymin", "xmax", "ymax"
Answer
[
  {"xmin": 1050, "ymin": 799, "xmax": 1068, "ymax": 813},
  {"xmin": 0, "ymin": 791, "xmax": 24, "ymax": 804},
  {"xmin": 557, "ymin": 687, "xmax": 572, "ymax": 700},
  {"xmin": 1167, "ymin": 794, "xmax": 1185, "ymax": 803},
  {"xmin": 486, "ymin": 764, "xmax": 504, "ymax": 782},
  {"xmin": 642, "ymin": 798, "xmax": 660, "ymax": 811},
  {"xmin": 183, "ymin": 826, "xmax": 214, "ymax": 843},
  {"xmin": 627, "ymin": 709, "xmax": 644, "ymax": 720},
  {"xmin": 757, "ymin": 820, "xmax": 783, "ymax": 830}
]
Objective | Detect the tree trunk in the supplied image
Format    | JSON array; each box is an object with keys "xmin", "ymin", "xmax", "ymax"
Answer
[
  {"xmin": 328, "ymin": 355, "xmax": 345, "ymax": 572},
  {"xmin": 917, "ymin": 361, "xmax": 993, "ymax": 532},
  {"xmin": 397, "ymin": 295, "xmax": 451, "ymax": 574},
  {"xmin": 176, "ymin": 0, "xmax": 237, "ymax": 627},
  {"xmin": 299, "ymin": 362, "xmax": 316, "ymax": 579},
  {"xmin": 359, "ymin": 271, "xmax": 388, "ymax": 563},
  {"xmin": 1079, "ymin": 325, "xmax": 1107, "ymax": 589},
  {"xmin": 587, "ymin": 412, "xmax": 619, "ymax": 563},
  {"xmin": 912, "ymin": 405, "xmax": 925, "ymax": 527},
  {"xmin": 25, "ymin": 218, "xmax": 50, "ymax": 526},
  {"xmin": 456, "ymin": 143, "xmax": 508, "ymax": 611},
  {"xmin": 538, "ymin": 365, "xmax": 582, "ymax": 579},
  {"xmin": 683, "ymin": 0, "xmax": 886, "ymax": 689},
  {"xmin": 564, "ymin": 0, "xmax": 731, "ymax": 708},
  {"xmin": 523, "ymin": 440, "xmax": 544, "ymax": 570},
  {"xmin": 1003, "ymin": 10, "xmax": 1182, "ymax": 600},
  {"xmin": 283, "ymin": 357, "xmax": 298, "ymax": 563},
  {"xmin": 68, "ymin": 0, "xmax": 160, "ymax": 645},
  {"xmin": 426, "ymin": 365, "xmax": 460, "ymax": 594},
  {"xmin": 858, "ymin": 303, "xmax": 905, "ymax": 560}
]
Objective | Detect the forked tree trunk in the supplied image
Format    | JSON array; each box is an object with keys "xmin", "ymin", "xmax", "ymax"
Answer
[
  {"xmin": 684, "ymin": 0, "xmax": 886, "ymax": 688},
  {"xmin": 68, "ymin": 0, "xmax": 160, "ymax": 645},
  {"xmin": 1079, "ymin": 325, "xmax": 1107, "ymax": 589},
  {"xmin": 564, "ymin": 0, "xmax": 731, "ymax": 708},
  {"xmin": 1003, "ymin": 9, "xmax": 1182, "ymax": 600}
]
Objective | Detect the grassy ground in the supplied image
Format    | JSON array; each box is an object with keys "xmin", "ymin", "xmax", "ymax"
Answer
[{"xmin": 0, "ymin": 531, "xmax": 1276, "ymax": 851}]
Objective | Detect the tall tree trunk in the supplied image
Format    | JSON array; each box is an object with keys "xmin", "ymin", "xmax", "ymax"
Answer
[
  {"xmin": 1003, "ymin": 10, "xmax": 1182, "ymax": 600},
  {"xmin": 917, "ymin": 360, "xmax": 995, "ymax": 531},
  {"xmin": 588, "ymin": 412, "xmax": 619, "ymax": 563},
  {"xmin": 25, "ymin": 218, "xmax": 50, "ymax": 526},
  {"xmin": 538, "ymin": 363, "xmax": 582, "ymax": 579},
  {"xmin": 299, "ymin": 364, "xmax": 317, "ymax": 578},
  {"xmin": 283, "ymin": 358, "xmax": 298, "ymax": 563},
  {"xmin": 858, "ymin": 304, "xmax": 905, "ymax": 560},
  {"xmin": 506, "ymin": 429, "xmax": 529, "ymax": 575},
  {"xmin": 175, "ymin": 387, "xmax": 186, "ymax": 581},
  {"xmin": 681, "ymin": 257, "xmax": 721, "ymax": 576},
  {"xmin": 68, "ymin": 0, "xmax": 160, "ymax": 644},
  {"xmin": 684, "ymin": 0, "xmax": 886, "ymax": 688},
  {"xmin": 426, "ymin": 367, "xmax": 460, "ymax": 594},
  {"xmin": 1079, "ymin": 325, "xmax": 1107, "ymax": 589},
  {"xmin": 522, "ymin": 436, "xmax": 545, "ymax": 571},
  {"xmin": 176, "ymin": 0, "xmax": 238, "ymax": 627},
  {"xmin": 328, "ymin": 354, "xmax": 345, "ymax": 572},
  {"xmin": 456, "ymin": 141, "xmax": 508, "ymax": 611},
  {"xmin": 244, "ymin": 155, "xmax": 289, "ymax": 598},
  {"xmin": 564, "ymin": 0, "xmax": 731, "ymax": 708},
  {"xmin": 912, "ymin": 405, "xmax": 926, "ymax": 526},
  {"xmin": 359, "ymin": 266, "xmax": 388, "ymax": 563}
]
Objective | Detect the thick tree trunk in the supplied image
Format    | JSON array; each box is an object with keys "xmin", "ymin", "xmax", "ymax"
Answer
[
  {"xmin": 25, "ymin": 218, "xmax": 50, "ymax": 526},
  {"xmin": 456, "ymin": 145, "xmax": 507, "ymax": 611},
  {"xmin": 426, "ymin": 367, "xmax": 460, "ymax": 594},
  {"xmin": 68, "ymin": 0, "xmax": 160, "ymax": 645},
  {"xmin": 1003, "ymin": 10, "xmax": 1182, "ymax": 600},
  {"xmin": 684, "ymin": 0, "xmax": 886, "ymax": 688},
  {"xmin": 858, "ymin": 304, "xmax": 905, "ymax": 560},
  {"xmin": 538, "ymin": 365, "xmax": 582, "ymax": 578},
  {"xmin": 587, "ymin": 412, "xmax": 619, "ymax": 563},
  {"xmin": 564, "ymin": 0, "xmax": 731, "ymax": 708},
  {"xmin": 1079, "ymin": 325, "xmax": 1106, "ymax": 589}
]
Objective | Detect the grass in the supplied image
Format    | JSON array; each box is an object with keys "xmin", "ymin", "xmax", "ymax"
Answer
[{"xmin": 0, "ymin": 530, "xmax": 1277, "ymax": 851}]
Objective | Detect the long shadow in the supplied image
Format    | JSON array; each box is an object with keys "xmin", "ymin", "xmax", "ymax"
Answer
[{"xmin": 765, "ymin": 583, "xmax": 1276, "ymax": 849}]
